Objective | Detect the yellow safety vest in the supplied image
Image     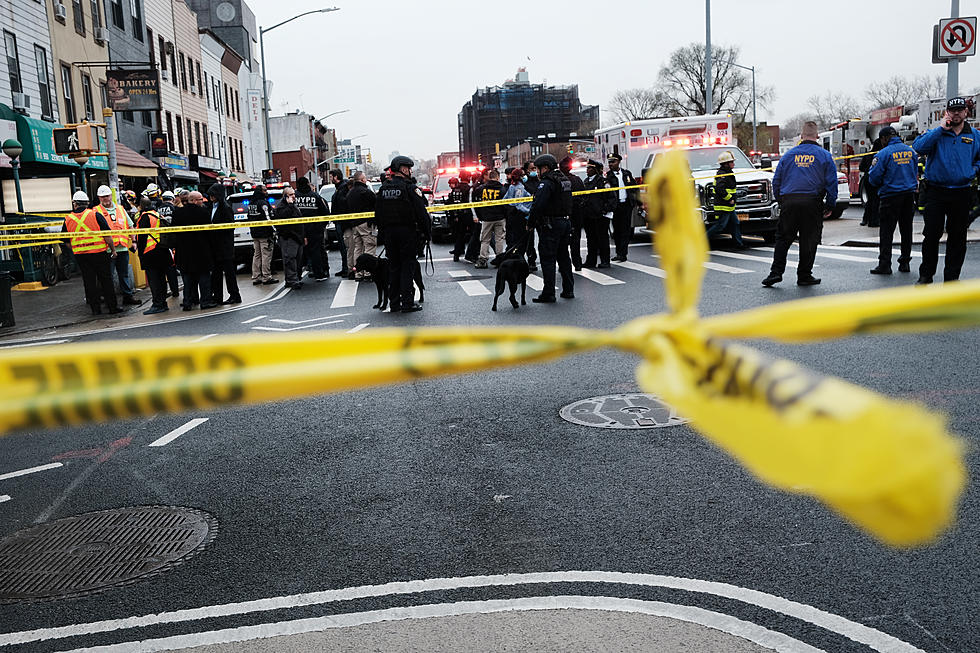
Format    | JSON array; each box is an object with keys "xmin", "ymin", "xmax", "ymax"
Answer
[
  {"xmin": 95, "ymin": 203, "xmax": 132, "ymax": 248},
  {"xmin": 65, "ymin": 209, "xmax": 109, "ymax": 255},
  {"xmin": 140, "ymin": 210, "xmax": 161, "ymax": 253}
]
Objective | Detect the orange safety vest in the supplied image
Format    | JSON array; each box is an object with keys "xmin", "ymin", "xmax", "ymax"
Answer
[
  {"xmin": 140, "ymin": 210, "xmax": 162, "ymax": 253},
  {"xmin": 64, "ymin": 209, "xmax": 109, "ymax": 255},
  {"xmin": 94, "ymin": 203, "xmax": 131, "ymax": 248}
]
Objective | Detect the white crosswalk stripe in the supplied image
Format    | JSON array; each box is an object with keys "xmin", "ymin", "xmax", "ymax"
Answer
[
  {"xmin": 613, "ymin": 260, "xmax": 667, "ymax": 278},
  {"xmin": 708, "ymin": 250, "xmax": 803, "ymax": 269},
  {"xmin": 573, "ymin": 267, "xmax": 626, "ymax": 285},
  {"xmin": 758, "ymin": 247, "xmax": 876, "ymax": 263},
  {"xmin": 526, "ymin": 275, "xmax": 544, "ymax": 291},
  {"xmin": 330, "ymin": 280, "xmax": 358, "ymax": 308},
  {"xmin": 458, "ymin": 279, "xmax": 492, "ymax": 296}
]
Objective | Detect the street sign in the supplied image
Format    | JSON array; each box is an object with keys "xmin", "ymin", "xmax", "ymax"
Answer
[
  {"xmin": 336, "ymin": 147, "xmax": 356, "ymax": 164},
  {"xmin": 938, "ymin": 16, "xmax": 977, "ymax": 58}
]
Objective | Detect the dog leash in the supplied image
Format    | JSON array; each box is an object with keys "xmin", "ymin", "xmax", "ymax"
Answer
[{"xmin": 424, "ymin": 240, "xmax": 435, "ymax": 276}]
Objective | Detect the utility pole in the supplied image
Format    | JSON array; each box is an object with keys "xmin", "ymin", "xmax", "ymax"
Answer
[
  {"xmin": 705, "ymin": 0, "xmax": 713, "ymax": 115},
  {"xmin": 103, "ymin": 108, "xmax": 119, "ymax": 192}
]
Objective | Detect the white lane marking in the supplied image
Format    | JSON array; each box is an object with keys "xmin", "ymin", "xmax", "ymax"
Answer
[
  {"xmin": 330, "ymin": 280, "xmax": 358, "ymax": 308},
  {"xmin": 0, "ymin": 495, "xmax": 10, "ymax": 503},
  {"xmin": 526, "ymin": 275, "xmax": 544, "ymax": 291},
  {"xmin": 252, "ymin": 320, "xmax": 345, "ymax": 332},
  {"xmin": 189, "ymin": 334, "xmax": 218, "ymax": 343},
  {"xmin": 573, "ymin": 268, "xmax": 625, "ymax": 285},
  {"xmin": 707, "ymin": 250, "xmax": 803, "ymax": 269},
  {"xmin": 613, "ymin": 260, "xmax": 666, "ymax": 278},
  {"xmin": 346, "ymin": 323, "xmax": 369, "ymax": 334},
  {"xmin": 60, "ymin": 596, "xmax": 825, "ymax": 653},
  {"xmin": 757, "ymin": 247, "xmax": 876, "ymax": 263},
  {"xmin": 3, "ymin": 571, "xmax": 921, "ymax": 652},
  {"xmin": 0, "ymin": 339, "xmax": 70, "ymax": 349},
  {"xmin": 447, "ymin": 270, "xmax": 471, "ymax": 278},
  {"xmin": 0, "ymin": 462, "xmax": 63, "ymax": 482},
  {"xmin": 458, "ymin": 279, "xmax": 492, "ymax": 296},
  {"xmin": 147, "ymin": 418, "xmax": 209, "ymax": 448},
  {"xmin": 818, "ymin": 245, "xmax": 931, "ymax": 258},
  {"xmin": 241, "ymin": 315, "xmax": 267, "ymax": 324},
  {"xmin": 269, "ymin": 313, "xmax": 352, "ymax": 325},
  {"xmin": 703, "ymin": 261, "xmax": 753, "ymax": 274}
]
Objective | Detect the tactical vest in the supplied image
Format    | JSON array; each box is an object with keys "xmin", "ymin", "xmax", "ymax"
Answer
[
  {"xmin": 541, "ymin": 171, "xmax": 573, "ymax": 217},
  {"xmin": 375, "ymin": 177, "xmax": 416, "ymax": 228}
]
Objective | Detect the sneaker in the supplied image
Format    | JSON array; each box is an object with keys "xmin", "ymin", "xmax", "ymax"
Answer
[
  {"xmin": 143, "ymin": 306, "xmax": 169, "ymax": 315},
  {"xmin": 761, "ymin": 273, "xmax": 782, "ymax": 287},
  {"xmin": 898, "ymin": 262, "xmax": 910, "ymax": 273},
  {"xmin": 532, "ymin": 295, "xmax": 556, "ymax": 303},
  {"xmin": 474, "ymin": 260, "xmax": 488, "ymax": 269},
  {"xmin": 869, "ymin": 266, "xmax": 892, "ymax": 275},
  {"xmin": 797, "ymin": 276, "xmax": 821, "ymax": 286}
]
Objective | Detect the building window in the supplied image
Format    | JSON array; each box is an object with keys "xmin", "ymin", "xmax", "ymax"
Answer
[
  {"xmin": 194, "ymin": 122, "xmax": 201, "ymax": 156},
  {"xmin": 169, "ymin": 48, "xmax": 177, "ymax": 86},
  {"xmin": 90, "ymin": 0, "xmax": 102, "ymax": 32},
  {"xmin": 60, "ymin": 64, "xmax": 75, "ymax": 123},
  {"xmin": 130, "ymin": 0, "xmax": 143, "ymax": 41},
  {"xmin": 195, "ymin": 61, "xmax": 202, "ymax": 95},
  {"xmin": 224, "ymin": 84, "xmax": 230, "ymax": 117},
  {"xmin": 175, "ymin": 115, "xmax": 184, "ymax": 153},
  {"xmin": 179, "ymin": 53, "xmax": 187, "ymax": 90},
  {"xmin": 228, "ymin": 136, "xmax": 233, "ymax": 167},
  {"xmin": 203, "ymin": 72, "xmax": 209, "ymax": 105},
  {"xmin": 72, "ymin": 0, "xmax": 85, "ymax": 36},
  {"xmin": 202, "ymin": 124, "xmax": 209, "ymax": 157},
  {"xmin": 157, "ymin": 35, "xmax": 165, "ymax": 70},
  {"xmin": 147, "ymin": 27, "xmax": 154, "ymax": 61},
  {"xmin": 3, "ymin": 31, "xmax": 20, "ymax": 98},
  {"xmin": 165, "ymin": 111, "xmax": 173, "ymax": 150},
  {"xmin": 234, "ymin": 90, "xmax": 240, "ymax": 121},
  {"xmin": 213, "ymin": 80, "xmax": 220, "ymax": 111},
  {"xmin": 238, "ymin": 140, "xmax": 244, "ymax": 171},
  {"xmin": 186, "ymin": 120, "xmax": 193, "ymax": 155},
  {"xmin": 122, "ymin": 111, "xmax": 133, "ymax": 122},
  {"xmin": 110, "ymin": 0, "xmax": 123, "ymax": 29},
  {"xmin": 141, "ymin": 110, "xmax": 152, "ymax": 127},
  {"xmin": 188, "ymin": 58, "xmax": 194, "ymax": 90},
  {"xmin": 34, "ymin": 46, "xmax": 52, "ymax": 118},
  {"xmin": 81, "ymin": 73, "xmax": 94, "ymax": 120}
]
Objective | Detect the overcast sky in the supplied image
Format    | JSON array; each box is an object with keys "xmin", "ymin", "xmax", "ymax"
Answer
[{"xmin": 254, "ymin": 0, "xmax": 978, "ymax": 163}]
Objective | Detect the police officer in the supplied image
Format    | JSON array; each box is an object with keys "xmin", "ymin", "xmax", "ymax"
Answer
[
  {"xmin": 867, "ymin": 126, "xmax": 917, "ymax": 275},
  {"xmin": 605, "ymin": 153, "xmax": 637, "ymax": 262},
  {"xmin": 375, "ymin": 156, "xmax": 429, "ymax": 312},
  {"xmin": 707, "ymin": 150, "xmax": 746, "ymax": 248},
  {"xmin": 912, "ymin": 96, "xmax": 980, "ymax": 284},
  {"xmin": 763, "ymin": 121, "xmax": 837, "ymax": 287},
  {"xmin": 447, "ymin": 176, "xmax": 471, "ymax": 262},
  {"xmin": 527, "ymin": 153, "xmax": 574, "ymax": 302},
  {"xmin": 294, "ymin": 176, "xmax": 331, "ymax": 281},
  {"xmin": 559, "ymin": 156, "xmax": 586, "ymax": 270}
]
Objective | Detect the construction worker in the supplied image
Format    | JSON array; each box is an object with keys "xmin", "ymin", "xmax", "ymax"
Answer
[
  {"xmin": 134, "ymin": 198, "xmax": 173, "ymax": 314},
  {"xmin": 706, "ymin": 150, "xmax": 746, "ymax": 248},
  {"xmin": 93, "ymin": 185, "xmax": 141, "ymax": 305},
  {"xmin": 62, "ymin": 190, "xmax": 119, "ymax": 315}
]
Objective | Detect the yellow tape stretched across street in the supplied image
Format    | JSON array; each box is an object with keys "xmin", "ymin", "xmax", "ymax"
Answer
[{"xmin": 0, "ymin": 150, "xmax": 972, "ymax": 549}]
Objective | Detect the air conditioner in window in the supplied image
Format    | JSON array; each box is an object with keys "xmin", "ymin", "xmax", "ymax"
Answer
[
  {"xmin": 12, "ymin": 92, "xmax": 31, "ymax": 113},
  {"xmin": 160, "ymin": 69, "xmax": 169, "ymax": 82},
  {"xmin": 93, "ymin": 27, "xmax": 107, "ymax": 44},
  {"xmin": 54, "ymin": 3, "xmax": 67, "ymax": 21}
]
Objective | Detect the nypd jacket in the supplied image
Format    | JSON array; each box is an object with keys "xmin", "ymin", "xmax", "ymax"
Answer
[
  {"xmin": 912, "ymin": 123, "xmax": 980, "ymax": 189},
  {"xmin": 294, "ymin": 189, "xmax": 330, "ymax": 238},
  {"xmin": 867, "ymin": 136, "xmax": 918, "ymax": 198},
  {"xmin": 772, "ymin": 141, "xmax": 838, "ymax": 209}
]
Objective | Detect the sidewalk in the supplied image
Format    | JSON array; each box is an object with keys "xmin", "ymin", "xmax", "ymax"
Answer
[
  {"xmin": 821, "ymin": 206, "xmax": 980, "ymax": 247},
  {"xmin": 1, "ymin": 271, "xmax": 284, "ymax": 340}
]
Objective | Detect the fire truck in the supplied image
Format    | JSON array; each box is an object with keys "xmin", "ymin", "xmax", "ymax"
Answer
[{"xmin": 594, "ymin": 115, "xmax": 779, "ymax": 238}]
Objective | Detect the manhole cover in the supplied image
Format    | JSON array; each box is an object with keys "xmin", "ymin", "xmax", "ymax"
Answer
[
  {"xmin": 0, "ymin": 506, "xmax": 216, "ymax": 602},
  {"xmin": 560, "ymin": 393, "xmax": 688, "ymax": 429}
]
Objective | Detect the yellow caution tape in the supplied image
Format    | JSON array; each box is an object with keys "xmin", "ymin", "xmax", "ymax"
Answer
[
  {"xmin": 0, "ymin": 149, "xmax": 972, "ymax": 548},
  {"xmin": 0, "ymin": 239, "xmax": 64, "ymax": 252}
]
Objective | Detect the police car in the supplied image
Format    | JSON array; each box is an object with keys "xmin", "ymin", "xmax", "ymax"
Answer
[
  {"xmin": 228, "ymin": 184, "xmax": 339, "ymax": 265},
  {"xmin": 427, "ymin": 165, "xmax": 485, "ymax": 242}
]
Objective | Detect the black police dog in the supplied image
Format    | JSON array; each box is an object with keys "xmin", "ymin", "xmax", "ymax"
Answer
[
  {"xmin": 353, "ymin": 253, "xmax": 424, "ymax": 311},
  {"xmin": 491, "ymin": 251, "xmax": 529, "ymax": 311}
]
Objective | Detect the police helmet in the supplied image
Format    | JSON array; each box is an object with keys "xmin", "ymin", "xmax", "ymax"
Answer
[
  {"xmin": 390, "ymin": 155, "xmax": 414, "ymax": 170},
  {"xmin": 72, "ymin": 190, "xmax": 89, "ymax": 202},
  {"xmin": 717, "ymin": 151, "xmax": 735, "ymax": 164},
  {"xmin": 534, "ymin": 154, "xmax": 558, "ymax": 172},
  {"xmin": 96, "ymin": 185, "xmax": 113, "ymax": 197}
]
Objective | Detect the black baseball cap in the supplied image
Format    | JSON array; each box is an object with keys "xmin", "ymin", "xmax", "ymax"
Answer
[
  {"xmin": 947, "ymin": 97, "xmax": 968, "ymax": 110},
  {"xmin": 878, "ymin": 126, "xmax": 898, "ymax": 139}
]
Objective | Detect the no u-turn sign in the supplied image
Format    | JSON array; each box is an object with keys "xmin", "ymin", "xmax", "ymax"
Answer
[{"xmin": 939, "ymin": 16, "xmax": 977, "ymax": 57}]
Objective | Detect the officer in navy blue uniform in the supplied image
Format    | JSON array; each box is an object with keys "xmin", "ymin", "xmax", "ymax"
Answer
[
  {"xmin": 866, "ymin": 126, "xmax": 918, "ymax": 275},
  {"xmin": 763, "ymin": 121, "xmax": 838, "ymax": 287},
  {"xmin": 527, "ymin": 154, "xmax": 574, "ymax": 302},
  {"xmin": 375, "ymin": 156, "xmax": 429, "ymax": 312},
  {"xmin": 912, "ymin": 96, "xmax": 980, "ymax": 284}
]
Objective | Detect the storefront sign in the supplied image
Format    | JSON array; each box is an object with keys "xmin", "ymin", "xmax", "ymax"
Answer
[
  {"xmin": 150, "ymin": 132, "xmax": 168, "ymax": 157},
  {"xmin": 106, "ymin": 69, "xmax": 161, "ymax": 112},
  {"xmin": 247, "ymin": 89, "xmax": 262, "ymax": 124},
  {"xmin": 157, "ymin": 154, "xmax": 190, "ymax": 170},
  {"xmin": 190, "ymin": 154, "xmax": 221, "ymax": 171}
]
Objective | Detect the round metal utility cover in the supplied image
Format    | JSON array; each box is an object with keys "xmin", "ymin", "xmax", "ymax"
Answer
[
  {"xmin": 560, "ymin": 393, "xmax": 688, "ymax": 429},
  {"xmin": 0, "ymin": 506, "xmax": 216, "ymax": 602}
]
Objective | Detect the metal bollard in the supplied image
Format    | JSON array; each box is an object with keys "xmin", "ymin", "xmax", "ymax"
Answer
[{"xmin": 0, "ymin": 271, "xmax": 14, "ymax": 327}]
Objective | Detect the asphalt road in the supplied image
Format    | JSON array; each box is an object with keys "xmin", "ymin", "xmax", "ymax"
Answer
[{"xmin": 1, "ymin": 220, "xmax": 978, "ymax": 652}]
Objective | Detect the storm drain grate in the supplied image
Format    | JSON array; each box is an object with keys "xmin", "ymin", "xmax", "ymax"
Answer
[
  {"xmin": 0, "ymin": 505, "xmax": 216, "ymax": 602},
  {"xmin": 560, "ymin": 393, "xmax": 689, "ymax": 429}
]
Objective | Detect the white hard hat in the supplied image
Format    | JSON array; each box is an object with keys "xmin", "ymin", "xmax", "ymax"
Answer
[
  {"xmin": 161, "ymin": 190, "xmax": 175, "ymax": 199},
  {"xmin": 145, "ymin": 183, "xmax": 161, "ymax": 197},
  {"xmin": 72, "ymin": 190, "xmax": 89, "ymax": 202},
  {"xmin": 97, "ymin": 185, "xmax": 113, "ymax": 197},
  {"xmin": 717, "ymin": 150, "xmax": 735, "ymax": 164}
]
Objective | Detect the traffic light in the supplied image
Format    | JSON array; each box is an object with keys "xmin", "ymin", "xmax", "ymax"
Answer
[
  {"xmin": 567, "ymin": 145, "xmax": 574, "ymax": 154},
  {"xmin": 367, "ymin": 152, "xmax": 372, "ymax": 163}
]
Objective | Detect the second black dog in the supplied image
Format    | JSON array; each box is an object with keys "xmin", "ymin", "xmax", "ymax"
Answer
[{"xmin": 354, "ymin": 253, "xmax": 425, "ymax": 311}]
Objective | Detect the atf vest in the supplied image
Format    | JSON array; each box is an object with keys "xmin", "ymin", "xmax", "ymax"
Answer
[
  {"xmin": 65, "ymin": 209, "xmax": 109, "ymax": 254},
  {"xmin": 375, "ymin": 177, "xmax": 417, "ymax": 229},
  {"xmin": 140, "ymin": 210, "xmax": 162, "ymax": 253},
  {"xmin": 95, "ymin": 203, "xmax": 131, "ymax": 248},
  {"xmin": 540, "ymin": 171, "xmax": 574, "ymax": 217}
]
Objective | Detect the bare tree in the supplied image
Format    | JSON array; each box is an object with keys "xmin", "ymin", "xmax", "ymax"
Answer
[
  {"xmin": 807, "ymin": 92, "xmax": 865, "ymax": 129},
  {"xmin": 607, "ymin": 88, "xmax": 671, "ymax": 123},
  {"xmin": 656, "ymin": 43, "xmax": 774, "ymax": 117},
  {"xmin": 781, "ymin": 112, "xmax": 818, "ymax": 138},
  {"xmin": 865, "ymin": 75, "xmax": 950, "ymax": 110}
]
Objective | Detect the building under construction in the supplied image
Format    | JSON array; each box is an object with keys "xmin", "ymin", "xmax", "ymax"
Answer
[{"xmin": 458, "ymin": 69, "xmax": 599, "ymax": 166}]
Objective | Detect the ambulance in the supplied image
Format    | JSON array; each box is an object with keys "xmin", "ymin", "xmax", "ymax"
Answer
[{"xmin": 594, "ymin": 115, "xmax": 779, "ymax": 239}]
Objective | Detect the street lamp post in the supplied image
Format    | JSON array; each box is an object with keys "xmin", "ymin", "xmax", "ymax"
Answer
[
  {"xmin": 1, "ymin": 139, "xmax": 24, "ymax": 213},
  {"xmin": 260, "ymin": 7, "xmax": 341, "ymax": 169},
  {"xmin": 705, "ymin": 0, "xmax": 712, "ymax": 115},
  {"xmin": 731, "ymin": 62, "xmax": 757, "ymax": 153}
]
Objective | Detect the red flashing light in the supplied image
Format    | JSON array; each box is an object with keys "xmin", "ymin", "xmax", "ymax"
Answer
[
  {"xmin": 621, "ymin": 131, "xmax": 626, "ymax": 138},
  {"xmin": 717, "ymin": 122, "xmax": 729, "ymax": 130},
  {"xmin": 630, "ymin": 129, "xmax": 642, "ymax": 137},
  {"xmin": 663, "ymin": 139, "xmax": 672, "ymax": 146}
]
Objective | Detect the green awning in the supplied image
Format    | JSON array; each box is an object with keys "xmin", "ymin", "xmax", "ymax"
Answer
[{"xmin": 0, "ymin": 104, "xmax": 107, "ymax": 169}]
